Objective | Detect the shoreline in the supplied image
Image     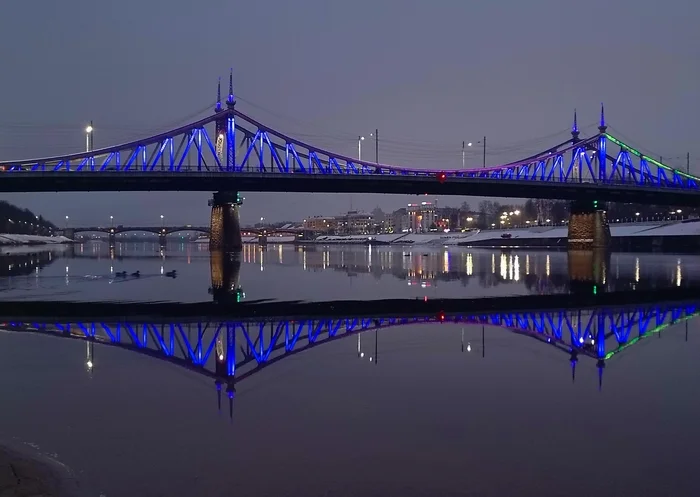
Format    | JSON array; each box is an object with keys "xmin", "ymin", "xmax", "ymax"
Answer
[{"xmin": 0, "ymin": 442, "xmax": 83, "ymax": 496}]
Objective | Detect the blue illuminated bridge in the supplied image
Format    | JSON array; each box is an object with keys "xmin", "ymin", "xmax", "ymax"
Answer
[
  {"xmin": 3, "ymin": 74, "xmax": 698, "ymax": 249},
  {"xmin": 1, "ymin": 290, "xmax": 698, "ymax": 417}
]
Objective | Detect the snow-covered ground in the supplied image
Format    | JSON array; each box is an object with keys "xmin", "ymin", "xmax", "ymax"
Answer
[{"xmin": 0, "ymin": 234, "xmax": 72, "ymax": 246}]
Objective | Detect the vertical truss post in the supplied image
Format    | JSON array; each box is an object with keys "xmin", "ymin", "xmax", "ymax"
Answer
[{"xmin": 227, "ymin": 115, "xmax": 235, "ymax": 172}]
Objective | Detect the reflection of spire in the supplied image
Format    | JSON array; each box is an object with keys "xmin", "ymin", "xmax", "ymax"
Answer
[
  {"xmin": 597, "ymin": 359, "xmax": 605, "ymax": 391},
  {"xmin": 216, "ymin": 381, "xmax": 222, "ymax": 413},
  {"xmin": 570, "ymin": 351, "xmax": 578, "ymax": 383},
  {"xmin": 227, "ymin": 384, "xmax": 235, "ymax": 421}
]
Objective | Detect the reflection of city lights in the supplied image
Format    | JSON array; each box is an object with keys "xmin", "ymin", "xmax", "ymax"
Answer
[
  {"xmin": 634, "ymin": 258, "xmax": 640, "ymax": 283},
  {"xmin": 466, "ymin": 254, "xmax": 473, "ymax": 276},
  {"xmin": 500, "ymin": 254, "xmax": 507, "ymax": 279},
  {"xmin": 513, "ymin": 255, "xmax": 520, "ymax": 282},
  {"xmin": 467, "ymin": 343, "xmax": 472, "ymax": 352},
  {"xmin": 526, "ymin": 254, "xmax": 530, "ymax": 275},
  {"xmin": 86, "ymin": 360, "xmax": 93, "ymax": 369},
  {"xmin": 491, "ymin": 254, "xmax": 496, "ymax": 274},
  {"xmin": 546, "ymin": 255, "xmax": 551, "ymax": 277},
  {"xmin": 443, "ymin": 250, "xmax": 449, "ymax": 273},
  {"xmin": 219, "ymin": 354, "xmax": 224, "ymax": 361},
  {"xmin": 676, "ymin": 259, "xmax": 682, "ymax": 287}
]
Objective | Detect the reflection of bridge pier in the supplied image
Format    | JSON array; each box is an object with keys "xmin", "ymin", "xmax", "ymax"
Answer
[
  {"xmin": 209, "ymin": 251, "xmax": 244, "ymax": 303},
  {"xmin": 209, "ymin": 191, "xmax": 243, "ymax": 252},
  {"xmin": 568, "ymin": 249, "xmax": 610, "ymax": 294}
]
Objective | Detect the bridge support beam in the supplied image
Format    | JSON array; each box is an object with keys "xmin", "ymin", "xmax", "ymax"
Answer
[
  {"xmin": 209, "ymin": 192, "xmax": 243, "ymax": 252},
  {"xmin": 567, "ymin": 200, "xmax": 610, "ymax": 250}
]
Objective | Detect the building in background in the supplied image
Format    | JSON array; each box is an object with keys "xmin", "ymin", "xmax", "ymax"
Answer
[
  {"xmin": 337, "ymin": 211, "xmax": 373, "ymax": 235},
  {"xmin": 389, "ymin": 208, "xmax": 408, "ymax": 233},
  {"xmin": 408, "ymin": 202, "xmax": 437, "ymax": 233},
  {"xmin": 303, "ymin": 216, "xmax": 337, "ymax": 233}
]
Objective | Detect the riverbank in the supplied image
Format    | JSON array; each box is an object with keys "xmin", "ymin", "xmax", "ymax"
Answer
[
  {"xmin": 0, "ymin": 443, "xmax": 81, "ymax": 496},
  {"xmin": 0, "ymin": 234, "xmax": 72, "ymax": 246}
]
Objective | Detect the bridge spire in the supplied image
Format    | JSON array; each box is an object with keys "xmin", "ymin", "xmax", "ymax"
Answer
[
  {"xmin": 571, "ymin": 109, "xmax": 580, "ymax": 143},
  {"xmin": 597, "ymin": 359, "xmax": 605, "ymax": 391},
  {"xmin": 215, "ymin": 77, "xmax": 222, "ymax": 112},
  {"xmin": 227, "ymin": 68, "xmax": 235, "ymax": 108},
  {"xmin": 598, "ymin": 102, "xmax": 607, "ymax": 133},
  {"xmin": 570, "ymin": 351, "xmax": 578, "ymax": 383}
]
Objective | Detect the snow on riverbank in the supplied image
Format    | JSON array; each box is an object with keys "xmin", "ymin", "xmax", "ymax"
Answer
[{"xmin": 0, "ymin": 234, "xmax": 72, "ymax": 246}]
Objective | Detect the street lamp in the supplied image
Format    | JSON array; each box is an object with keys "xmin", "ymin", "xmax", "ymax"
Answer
[
  {"xmin": 160, "ymin": 214, "xmax": 164, "ymax": 228},
  {"xmin": 462, "ymin": 141, "xmax": 473, "ymax": 169},
  {"xmin": 110, "ymin": 215, "xmax": 113, "ymax": 227},
  {"xmin": 358, "ymin": 136, "xmax": 365, "ymax": 161},
  {"xmin": 65, "ymin": 215, "xmax": 69, "ymax": 228},
  {"xmin": 85, "ymin": 122, "xmax": 94, "ymax": 152}
]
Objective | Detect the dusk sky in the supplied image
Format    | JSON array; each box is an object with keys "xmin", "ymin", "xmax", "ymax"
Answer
[{"xmin": 0, "ymin": 0, "xmax": 697, "ymax": 226}]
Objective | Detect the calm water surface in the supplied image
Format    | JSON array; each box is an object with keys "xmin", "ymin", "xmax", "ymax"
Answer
[{"xmin": 0, "ymin": 242, "xmax": 699, "ymax": 496}]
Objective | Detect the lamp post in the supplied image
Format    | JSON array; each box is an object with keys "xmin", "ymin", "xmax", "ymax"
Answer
[
  {"xmin": 160, "ymin": 214, "xmax": 164, "ymax": 228},
  {"xmin": 110, "ymin": 215, "xmax": 113, "ymax": 228},
  {"xmin": 358, "ymin": 136, "xmax": 365, "ymax": 161},
  {"xmin": 462, "ymin": 141, "xmax": 473, "ymax": 169},
  {"xmin": 65, "ymin": 215, "xmax": 69, "ymax": 229},
  {"xmin": 85, "ymin": 122, "xmax": 94, "ymax": 152},
  {"xmin": 369, "ymin": 130, "xmax": 378, "ymax": 164}
]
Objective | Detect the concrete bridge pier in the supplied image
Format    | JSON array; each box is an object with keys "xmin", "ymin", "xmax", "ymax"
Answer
[
  {"xmin": 209, "ymin": 191, "xmax": 243, "ymax": 252},
  {"xmin": 158, "ymin": 232, "xmax": 167, "ymax": 247},
  {"xmin": 567, "ymin": 200, "xmax": 610, "ymax": 250},
  {"xmin": 108, "ymin": 231, "xmax": 116, "ymax": 246},
  {"xmin": 63, "ymin": 228, "xmax": 75, "ymax": 241}
]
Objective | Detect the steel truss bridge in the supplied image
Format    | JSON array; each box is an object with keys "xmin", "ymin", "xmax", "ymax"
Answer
[
  {"xmin": 0, "ymin": 75, "xmax": 698, "ymax": 206},
  {"xmin": 2, "ymin": 293, "xmax": 698, "ymax": 415}
]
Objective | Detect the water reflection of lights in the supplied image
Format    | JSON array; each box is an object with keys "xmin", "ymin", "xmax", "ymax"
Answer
[
  {"xmin": 546, "ymin": 255, "xmax": 551, "ymax": 277},
  {"xmin": 303, "ymin": 250, "xmax": 307, "ymax": 270},
  {"xmin": 526, "ymin": 254, "xmax": 530, "ymax": 275},
  {"xmin": 443, "ymin": 250, "xmax": 449, "ymax": 273},
  {"xmin": 466, "ymin": 253, "xmax": 473, "ymax": 276},
  {"xmin": 278, "ymin": 244, "xmax": 283, "ymax": 264},
  {"xmin": 500, "ymin": 254, "xmax": 507, "ymax": 280},
  {"xmin": 491, "ymin": 253, "xmax": 496, "ymax": 274},
  {"xmin": 635, "ymin": 258, "xmax": 640, "ymax": 283},
  {"xmin": 676, "ymin": 259, "xmax": 682, "ymax": 287},
  {"xmin": 513, "ymin": 255, "xmax": 520, "ymax": 281}
]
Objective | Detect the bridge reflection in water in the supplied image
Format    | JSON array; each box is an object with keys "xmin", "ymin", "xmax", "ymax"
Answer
[{"xmin": 2, "ymin": 294, "xmax": 697, "ymax": 418}]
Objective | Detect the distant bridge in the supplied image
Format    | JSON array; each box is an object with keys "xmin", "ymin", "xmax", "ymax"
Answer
[{"xmin": 70, "ymin": 225, "xmax": 210, "ymax": 237}]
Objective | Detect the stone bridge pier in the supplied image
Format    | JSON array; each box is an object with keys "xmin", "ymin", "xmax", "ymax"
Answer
[
  {"xmin": 209, "ymin": 191, "xmax": 243, "ymax": 252},
  {"xmin": 567, "ymin": 200, "xmax": 610, "ymax": 250}
]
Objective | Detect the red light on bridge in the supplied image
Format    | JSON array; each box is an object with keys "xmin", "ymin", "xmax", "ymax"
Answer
[
  {"xmin": 437, "ymin": 172, "xmax": 447, "ymax": 183},
  {"xmin": 437, "ymin": 311, "xmax": 445, "ymax": 322}
]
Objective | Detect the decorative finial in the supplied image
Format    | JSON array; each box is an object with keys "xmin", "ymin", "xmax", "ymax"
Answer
[
  {"xmin": 571, "ymin": 108, "xmax": 580, "ymax": 143},
  {"xmin": 597, "ymin": 359, "xmax": 605, "ymax": 391},
  {"xmin": 215, "ymin": 77, "xmax": 222, "ymax": 112},
  {"xmin": 227, "ymin": 68, "xmax": 235, "ymax": 107},
  {"xmin": 598, "ymin": 102, "xmax": 607, "ymax": 132}
]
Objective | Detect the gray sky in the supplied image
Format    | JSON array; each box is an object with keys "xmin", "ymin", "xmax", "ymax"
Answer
[{"xmin": 0, "ymin": 0, "xmax": 698, "ymax": 226}]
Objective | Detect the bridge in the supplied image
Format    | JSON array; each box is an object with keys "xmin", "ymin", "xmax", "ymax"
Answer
[
  {"xmin": 1, "ymin": 292, "xmax": 697, "ymax": 417},
  {"xmin": 2, "ymin": 72, "xmax": 698, "ymax": 249},
  {"xmin": 66, "ymin": 225, "xmax": 209, "ymax": 244}
]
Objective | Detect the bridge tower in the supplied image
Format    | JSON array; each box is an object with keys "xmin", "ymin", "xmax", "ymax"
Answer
[{"xmin": 567, "ymin": 107, "xmax": 611, "ymax": 249}]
